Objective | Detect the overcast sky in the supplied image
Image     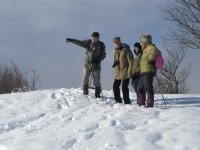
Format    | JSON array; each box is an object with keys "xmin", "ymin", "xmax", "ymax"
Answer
[{"xmin": 0, "ymin": 0, "xmax": 199, "ymax": 93}]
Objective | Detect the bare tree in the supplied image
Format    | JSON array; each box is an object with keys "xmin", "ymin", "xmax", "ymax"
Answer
[
  {"xmin": 162, "ymin": 0, "xmax": 200, "ymax": 49},
  {"xmin": 29, "ymin": 69, "xmax": 41, "ymax": 91},
  {"xmin": 0, "ymin": 61, "xmax": 41, "ymax": 94},
  {"xmin": 154, "ymin": 46, "xmax": 191, "ymax": 94},
  {"xmin": 0, "ymin": 64, "xmax": 13, "ymax": 93},
  {"xmin": 10, "ymin": 61, "xmax": 27, "ymax": 90}
]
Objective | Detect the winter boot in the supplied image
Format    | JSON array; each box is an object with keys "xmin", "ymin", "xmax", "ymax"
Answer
[
  {"xmin": 147, "ymin": 95, "xmax": 154, "ymax": 108},
  {"xmin": 95, "ymin": 87, "xmax": 101, "ymax": 98},
  {"xmin": 124, "ymin": 99, "xmax": 131, "ymax": 104},
  {"xmin": 138, "ymin": 93, "xmax": 146, "ymax": 106},
  {"xmin": 83, "ymin": 85, "xmax": 88, "ymax": 95}
]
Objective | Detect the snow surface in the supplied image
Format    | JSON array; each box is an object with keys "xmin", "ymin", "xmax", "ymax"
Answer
[{"xmin": 0, "ymin": 88, "xmax": 200, "ymax": 150}]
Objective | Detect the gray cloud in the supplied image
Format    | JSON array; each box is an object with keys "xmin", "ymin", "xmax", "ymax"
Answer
[{"xmin": 0, "ymin": 0, "xmax": 199, "ymax": 93}]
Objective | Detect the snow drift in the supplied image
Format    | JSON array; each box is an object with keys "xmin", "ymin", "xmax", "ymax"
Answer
[{"xmin": 0, "ymin": 88, "xmax": 200, "ymax": 150}]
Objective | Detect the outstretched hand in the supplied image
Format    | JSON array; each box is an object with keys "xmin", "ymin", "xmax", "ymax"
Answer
[{"xmin": 66, "ymin": 38, "xmax": 72, "ymax": 43}]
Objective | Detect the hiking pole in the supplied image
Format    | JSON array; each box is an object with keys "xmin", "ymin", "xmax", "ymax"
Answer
[
  {"xmin": 160, "ymin": 84, "xmax": 166, "ymax": 108},
  {"xmin": 157, "ymin": 73, "xmax": 166, "ymax": 108},
  {"xmin": 161, "ymin": 91, "xmax": 166, "ymax": 108}
]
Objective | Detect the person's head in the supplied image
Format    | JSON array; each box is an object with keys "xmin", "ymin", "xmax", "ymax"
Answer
[
  {"xmin": 134, "ymin": 42, "xmax": 142, "ymax": 53},
  {"xmin": 140, "ymin": 34, "xmax": 152, "ymax": 48},
  {"xmin": 91, "ymin": 32, "xmax": 100, "ymax": 43},
  {"xmin": 112, "ymin": 37, "xmax": 121, "ymax": 49}
]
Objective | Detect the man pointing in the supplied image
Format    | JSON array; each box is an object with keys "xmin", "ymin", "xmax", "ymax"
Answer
[{"xmin": 66, "ymin": 32, "xmax": 106, "ymax": 98}]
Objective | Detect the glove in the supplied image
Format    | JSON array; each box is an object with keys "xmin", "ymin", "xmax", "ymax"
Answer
[
  {"xmin": 112, "ymin": 60, "xmax": 120, "ymax": 68},
  {"xmin": 66, "ymin": 38, "xmax": 72, "ymax": 43},
  {"xmin": 92, "ymin": 59, "xmax": 100, "ymax": 64}
]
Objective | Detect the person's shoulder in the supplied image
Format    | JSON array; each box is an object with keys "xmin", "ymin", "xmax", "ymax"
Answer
[
  {"xmin": 85, "ymin": 39, "xmax": 91, "ymax": 43},
  {"xmin": 98, "ymin": 41, "xmax": 105, "ymax": 46},
  {"xmin": 123, "ymin": 44, "xmax": 132, "ymax": 54},
  {"xmin": 96, "ymin": 41, "xmax": 105, "ymax": 49},
  {"xmin": 146, "ymin": 44, "xmax": 157, "ymax": 53},
  {"xmin": 84, "ymin": 39, "xmax": 92, "ymax": 47},
  {"xmin": 148, "ymin": 44, "xmax": 157, "ymax": 49},
  {"xmin": 121, "ymin": 43, "xmax": 130, "ymax": 49},
  {"xmin": 121, "ymin": 43, "xmax": 130, "ymax": 52}
]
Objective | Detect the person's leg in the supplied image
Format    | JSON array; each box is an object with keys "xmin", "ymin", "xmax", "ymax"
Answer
[
  {"xmin": 131, "ymin": 75, "xmax": 137, "ymax": 92},
  {"xmin": 137, "ymin": 76, "xmax": 146, "ymax": 106},
  {"xmin": 122, "ymin": 79, "xmax": 131, "ymax": 104},
  {"xmin": 92, "ymin": 69, "xmax": 101, "ymax": 98},
  {"xmin": 131, "ymin": 75, "xmax": 139, "ymax": 103},
  {"xmin": 82, "ymin": 67, "xmax": 91, "ymax": 95},
  {"xmin": 132, "ymin": 78, "xmax": 138, "ymax": 93},
  {"xmin": 143, "ymin": 73, "xmax": 154, "ymax": 107},
  {"xmin": 135, "ymin": 76, "xmax": 140, "ymax": 104},
  {"xmin": 113, "ymin": 79, "xmax": 122, "ymax": 103}
]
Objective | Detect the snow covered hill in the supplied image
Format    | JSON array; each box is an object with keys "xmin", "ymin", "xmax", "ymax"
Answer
[{"xmin": 0, "ymin": 88, "xmax": 200, "ymax": 150}]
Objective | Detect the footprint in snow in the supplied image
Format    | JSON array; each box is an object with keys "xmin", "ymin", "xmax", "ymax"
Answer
[
  {"xmin": 56, "ymin": 104, "xmax": 62, "ymax": 110},
  {"xmin": 0, "ymin": 113, "xmax": 46, "ymax": 134},
  {"xmin": 51, "ymin": 91, "xmax": 72, "ymax": 110},
  {"xmin": 84, "ymin": 132, "xmax": 95, "ymax": 140},
  {"xmin": 51, "ymin": 93, "xmax": 57, "ymax": 99},
  {"xmin": 84, "ymin": 124, "xmax": 99, "ymax": 132},
  {"xmin": 110, "ymin": 120, "xmax": 121, "ymax": 127},
  {"xmin": 61, "ymin": 138, "xmax": 77, "ymax": 149},
  {"xmin": 103, "ymin": 143, "xmax": 120, "ymax": 149},
  {"xmin": 121, "ymin": 123, "xmax": 136, "ymax": 131}
]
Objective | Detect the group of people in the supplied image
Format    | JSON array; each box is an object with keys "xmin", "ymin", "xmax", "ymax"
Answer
[{"xmin": 66, "ymin": 32, "xmax": 158, "ymax": 108}]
